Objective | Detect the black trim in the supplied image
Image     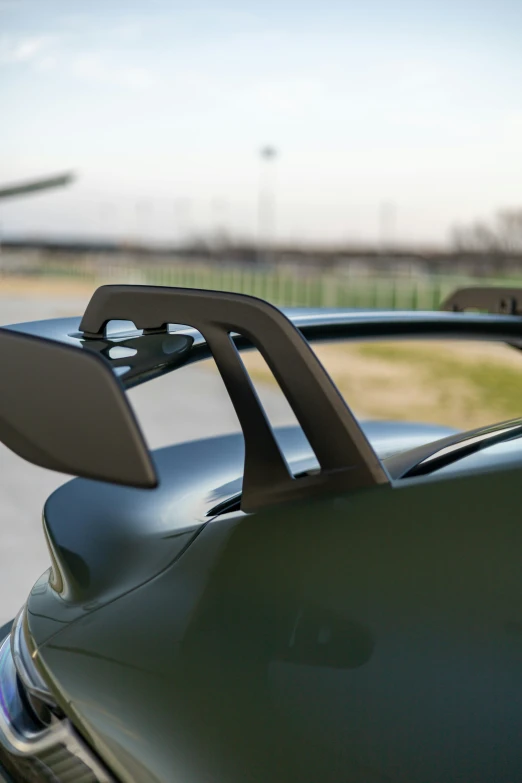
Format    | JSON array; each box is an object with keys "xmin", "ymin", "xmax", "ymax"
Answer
[
  {"xmin": 80, "ymin": 285, "xmax": 389, "ymax": 511},
  {"xmin": 0, "ymin": 761, "xmax": 15, "ymax": 783},
  {"xmin": 385, "ymin": 417, "xmax": 522, "ymax": 479},
  {"xmin": 0, "ymin": 620, "xmax": 12, "ymax": 643}
]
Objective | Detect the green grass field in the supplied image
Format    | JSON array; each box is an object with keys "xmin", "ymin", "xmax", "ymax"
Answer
[
  {"xmin": 31, "ymin": 258, "xmax": 522, "ymax": 312},
  {"xmin": 6, "ymin": 261, "xmax": 522, "ymax": 430},
  {"xmin": 242, "ymin": 340, "xmax": 522, "ymax": 430}
]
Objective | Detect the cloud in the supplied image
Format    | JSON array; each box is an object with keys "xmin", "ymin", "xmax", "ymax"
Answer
[
  {"xmin": 72, "ymin": 53, "xmax": 153, "ymax": 91},
  {"xmin": 34, "ymin": 55, "xmax": 58, "ymax": 71},
  {"xmin": 0, "ymin": 35, "xmax": 55, "ymax": 64},
  {"xmin": 500, "ymin": 111, "xmax": 522, "ymax": 144},
  {"xmin": 245, "ymin": 78, "xmax": 325, "ymax": 116},
  {"xmin": 113, "ymin": 20, "xmax": 142, "ymax": 44}
]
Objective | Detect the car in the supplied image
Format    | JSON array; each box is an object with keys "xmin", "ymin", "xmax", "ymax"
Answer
[{"xmin": 0, "ymin": 282, "xmax": 522, "ymax": 783}]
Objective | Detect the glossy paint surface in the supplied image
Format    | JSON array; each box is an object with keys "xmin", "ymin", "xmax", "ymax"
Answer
[
  {"xmin": 32, "ymin": 461, "xmax": 522, "ymax": 783},
  {"xmin": 27, "ymin": 421, "xmax": 454, "ymax": 645},
  {"xmin": 24, "ymin": 417, "xmax": 522, "ymax": 782},
  {"xmin": 7, "ymin": 300, "xmax": 522, "ymax": 782}
]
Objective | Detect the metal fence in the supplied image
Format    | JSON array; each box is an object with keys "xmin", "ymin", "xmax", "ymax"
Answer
[{"xmin": 2, "ymin": 253, "xmax": 522, "ymax": 310}]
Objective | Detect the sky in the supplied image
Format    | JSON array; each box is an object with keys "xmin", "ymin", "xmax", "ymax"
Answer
[{"xmin": 1, "ymin": 0, "xmax": 522, "ymax": 247}]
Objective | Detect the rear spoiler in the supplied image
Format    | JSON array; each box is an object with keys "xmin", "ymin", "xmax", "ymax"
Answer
[
  {"xmin": 0, "ymin": 327, "xmax": 157, "ymax": 490},
  {"xmin": 0, "ymin": 286, "xmax": 389, "ymax": 512},
  {"xmin": 441, "ymin": 286, "xmax": 522, "ymax": 315},
  {"xmin": 3, "ymin": 284, "xmax": 522, "ymax": 511}
]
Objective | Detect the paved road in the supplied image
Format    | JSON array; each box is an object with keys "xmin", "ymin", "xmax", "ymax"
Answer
[{"xmin": 0, "ymin": 296, "xmax": 296, "ymax": 622}]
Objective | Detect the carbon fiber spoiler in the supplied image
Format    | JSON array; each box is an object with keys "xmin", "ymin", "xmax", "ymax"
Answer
[
  {"xmin": 0, "ymin": 327, "xmax": 156, "ymax": 489},
  {"xmin": 2, "ymin": 284, "xmax": 522, "ymax": 511},
  {"xmin": 1, "ymin": 286, "xmax": 391, "ymax": 511}
]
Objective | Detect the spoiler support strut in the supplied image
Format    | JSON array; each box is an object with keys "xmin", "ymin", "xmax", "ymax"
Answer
[{"xmin": 80, "ymin": 285, "xmax": 389, "ymax": 511}]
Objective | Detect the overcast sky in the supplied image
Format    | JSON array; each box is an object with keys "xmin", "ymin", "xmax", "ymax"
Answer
[{"xmin": 1, "ymin": 0, "xmax": 522, "ymax": 247}]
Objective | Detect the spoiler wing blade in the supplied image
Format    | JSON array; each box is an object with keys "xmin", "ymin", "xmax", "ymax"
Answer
[{"xmin": 0, "ymin": 328, "xmax": 157, "ymax": 488}]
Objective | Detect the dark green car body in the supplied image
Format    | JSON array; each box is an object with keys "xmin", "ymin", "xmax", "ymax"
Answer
[{"xmin": 1, "ymin": 285, "xmax": 522, "ymax": 782}]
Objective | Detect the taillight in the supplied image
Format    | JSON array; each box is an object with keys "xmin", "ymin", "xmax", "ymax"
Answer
[{"xmin": 0, "ymin": 609, "xmax": 114, "ymax": 783}]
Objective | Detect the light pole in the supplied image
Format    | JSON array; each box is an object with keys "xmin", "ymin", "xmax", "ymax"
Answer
[{"xmin": 257, "ymin": 146, "xmax": 278, "ymax": 264}]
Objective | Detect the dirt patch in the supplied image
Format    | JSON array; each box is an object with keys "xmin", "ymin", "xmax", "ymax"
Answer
[
  {"xmin": 3, "ymin": 281, "xmax": 522, "ymax": 432},
  {"xmin": 241, "ymin": 339, "xmax": 522, "ymax": 430},
  {"xmin": 0, "ymin": 276, "xmax": 97, "ymax": 299}
]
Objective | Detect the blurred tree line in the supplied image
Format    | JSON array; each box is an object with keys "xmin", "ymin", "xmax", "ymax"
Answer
[{"xmin": 451, "ymin": 210, "xmax": 522, "ymax": 253}]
